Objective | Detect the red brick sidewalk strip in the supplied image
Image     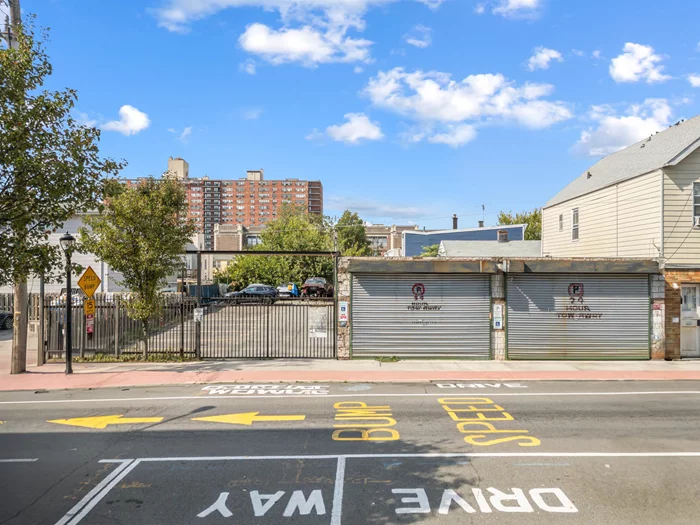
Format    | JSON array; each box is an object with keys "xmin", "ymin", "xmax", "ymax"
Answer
[{"xmin": 3, "ymin": 369, "xmax": 700, "ymax": 392}]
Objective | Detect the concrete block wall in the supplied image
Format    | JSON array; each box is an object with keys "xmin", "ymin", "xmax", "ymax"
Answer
[
  {"xmin": 490, "ymin": 274, "xmax": 506, "ymax": 360},
  {"xmin": 650, "ymin": 275, "xmax": 666, "ymax": 360},
  {"xmin": 336, "ymin": 258, "xmax": 351, "ymax": 360}
]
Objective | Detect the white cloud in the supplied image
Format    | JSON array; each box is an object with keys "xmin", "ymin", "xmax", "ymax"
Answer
[
  {"xmin": 474, "ymin": 3, "xmax": 486, "ymax": 14},
  {"xmin": 326, "ymin": 195, "xmax": 432, "ymax": 219},
  {"xmin": 324, "ymin": 113, "xmax": 384, "ymax": 143},
  {"xmin": 242, "ymin": 107, "xmax": 264, "ymax": 120},
  {"xmin": 403, "ymin": 24, "xmax": 431, "ymax": 49},
  {"xmin": 428, "ymin": 124, "xmax": 477, "ymax": 147},
  {"xmin": 239, "ymin": 59, "xmax": 257, "ymax": 75},
  {"xmin": 363, "ymin": 67, "xmax": 572, "ymax": 146},
  {"xmin": 152, "ymin": 0, "xmax": 397, "ymax": 66},
  {"xmin": 179, "ymin": 126, "xmax": 192, "ymax": 142},
  {"xmin": 239, "ymin": 22, "xmax": 372, "ymax": 66},
  {"xmin": 573, "ymin": 98, "xmax": 672, "ymax": 157},
  {"xmin": 493, "ymin": 0, "xmax": 540, "ymax": 17},
  {"xmin": 167, "ymin": 128, "xmax": 177, "ymax": 133},
  {"xmin": 572, "ymin": 49, "xmax": 584, "ymax": 57},
  {"xmin": 354, "ymin": 65, "xmax": 364, "ymax": 74},
  {"xmin": 102, "ymin": 105, "xmax": 150, "ymax": 136},
  {"xmin": 609, "ymin": 43, "xmax": 670, "ymax": 84},
  {"xmin": 527, "ymin": 47, "xmax": 563, "ymax": 71},
  {"xmin": 592, "ymin": 50, "xmax": 602, "ymax": 60},
  {"xmin": 416, "ymin": 0, "xmax": 446, "ymax": 9},
  {"xmin": 688, "ymin": 74, "xmax": 700, "ymax": 88},
  {"xmin": 75, "ymin": 112, "xmax": 98, "ymax": 127}
]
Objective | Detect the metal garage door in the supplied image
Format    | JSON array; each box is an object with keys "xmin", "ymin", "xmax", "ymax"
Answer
[
  {"xmin": 507, "ymin": 274, "xmax": 650, "ymax": 360},
  {"xmin": 351, "ymin": 273, "xmax": 491, "ymax": 358}
]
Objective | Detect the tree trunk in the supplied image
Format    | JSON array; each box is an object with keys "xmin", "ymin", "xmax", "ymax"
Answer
[
  {"xmin": 11, "ymin": 280, "xmax": 28, "ymax": 374},
  {"xmin": 142, "ymin": 319, "xmax": 149, "ymax": 360}
]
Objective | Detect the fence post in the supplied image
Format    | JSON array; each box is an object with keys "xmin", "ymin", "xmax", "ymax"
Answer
[
  {"xmin": 114, "ymin": 297, "xmax": 120, "ymax": 357},
  {"xmin": 37, "ymin": 276, "xmax": 45, "ymax": 366},
  {"xmin": 195, "ymin": 251, "xmax": 202, "ymax": 359},
  {"xmin": 266, "ymin": 305, "xmax": 270, "ymax": 358}
]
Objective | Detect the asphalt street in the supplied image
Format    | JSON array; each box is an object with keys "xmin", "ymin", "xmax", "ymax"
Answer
[{"xmin": 1, "ymin": 380, "xmax": 700, "ymax": 524}]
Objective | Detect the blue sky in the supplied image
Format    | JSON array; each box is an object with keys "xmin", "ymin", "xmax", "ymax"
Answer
[{"xmin": 26, "ymin": 0, "xmax": 700, "ymax": 228}]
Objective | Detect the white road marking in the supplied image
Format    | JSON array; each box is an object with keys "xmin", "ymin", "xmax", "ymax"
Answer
[
  {"xmin": 0, "ymin": 458, "xmax": 38, "ymax": 463},
  {"xmin": 54, "ymin": 459, "xmax": 133, "ymax": 525},
  {"xmin": 331, "ymin": 456, "xmax": 346, "ymax": 525},
  {"xmin": 60, "ymin": 460, "xmax": 141, "ymax": 525},
  {"xmin": 3, "ymin": 390, "xmax": 700, "ymax": 405},
  {"xmin": 111, "ymin": 452, "xmax": 700, "ymax": 462}
]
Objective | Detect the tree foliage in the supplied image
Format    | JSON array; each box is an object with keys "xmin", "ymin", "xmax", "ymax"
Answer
[
  {"xmin": 498, "ymin": 208, "xmax": 542, "ymax": 241},
  {"xmin": 217, "ymin": 205, "xmax": 335, "ymax": 289},
  {"xmin": 0, "ymin": 19, "xmax": 124, "ymax": 285},
  {"xmin": 420, "ymin": 244, "xmax": 440, "ymax": 257},
  {"xmin": 336, "ymin": 210, "xmax": 371, "ymax": 256},
  {"xmin": 79, "ymin": 178, "xmax": 195, "ymax": 357}
]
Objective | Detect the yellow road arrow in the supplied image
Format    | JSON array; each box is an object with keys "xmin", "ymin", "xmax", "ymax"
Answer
[
  {"xmin": 192, "ymin": 412, "xmax": 306, "ymax": 426},
  {"xmin": 48, "ymin": 415, "xmax": 164, "ymax": 429}
]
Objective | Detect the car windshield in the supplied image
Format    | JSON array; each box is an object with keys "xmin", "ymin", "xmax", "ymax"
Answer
[{"xmin": 305, "ymin": 278, "xmax": 326, "ymax": 285}]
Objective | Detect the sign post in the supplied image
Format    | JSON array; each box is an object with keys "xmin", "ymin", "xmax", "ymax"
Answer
[{"xmin": 78, "ymin": 267, "xmax": 101, "ymax": 339}]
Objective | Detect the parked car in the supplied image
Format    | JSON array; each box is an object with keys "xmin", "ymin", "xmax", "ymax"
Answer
[
  {"xmin": 301, "ymin": 277, "xmax": 334, "ymax": 298},
  {"xmin": 277, "ymin": 282, "xmax": 300, "ymax": 298},
  {"xmin": 225, "ymin": 284, "xmax": 278, "ymax": 305},
  {"xmin": 50, "ymin": 288, "xmax": 86, "ymax": 307},
  {"xmin": 0, "ymin": 310, "xmax": 12, "ymax": 330}
]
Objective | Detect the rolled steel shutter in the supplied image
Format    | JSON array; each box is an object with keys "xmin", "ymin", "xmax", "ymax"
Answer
[
  {"xmin": 507, "ymin": 274, "xmax": 650, "ymax": 360},
  {"xmin": 351, "ymin": 273, "xmax": 490, "ymax": 358}
]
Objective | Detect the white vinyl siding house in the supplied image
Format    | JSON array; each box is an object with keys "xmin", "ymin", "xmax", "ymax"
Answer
[
  {"xmin": 543, "ymin": 116, "xmax": 700, "ymax": 267},
  {"xmin": 542, "ymin": 171, "xmax": 662, "ymax": 258},
  {"xmin": 663, "ymin": 147, "xmax": 700, "ymax": 266}
]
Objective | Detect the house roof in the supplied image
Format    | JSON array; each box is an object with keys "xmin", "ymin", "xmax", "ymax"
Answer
[
  {"xmin": 545, "ymin": 115, "xmax": 700, "ymax": 208},
  {"xmin": 404, "ymin": 224, "xmax": 526, "ymax": 236},
  {"xmin": 439, "ymin": 240, "xmax": 542, "ymax": 258}
]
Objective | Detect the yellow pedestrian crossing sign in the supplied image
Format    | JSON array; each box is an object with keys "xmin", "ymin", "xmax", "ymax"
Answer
[{"xmin": 78, "ymin": 266, "xmax": 101, "ymax": 298}]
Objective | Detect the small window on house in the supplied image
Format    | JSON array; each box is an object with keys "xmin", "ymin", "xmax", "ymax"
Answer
[
  {"xmin": 572, "ymin": 208, "xmax": 579, "ymax": 241},
  {"xmin": 694, "ymin": 182, "xmax": 700, "ymax": 226},
  {"xmin": 558, "ymin": 214, "xmax": 563, "ymax": 232}
]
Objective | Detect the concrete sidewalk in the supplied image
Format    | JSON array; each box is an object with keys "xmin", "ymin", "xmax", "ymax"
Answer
[{"xmin": 3, "ymin": 355, "xmax": 700, "ymax": 392}]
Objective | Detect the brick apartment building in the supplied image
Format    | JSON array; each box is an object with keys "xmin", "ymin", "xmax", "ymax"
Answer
[{"xmin": 127, "ymin": 157, "xmax": 323, "ymax": 250}]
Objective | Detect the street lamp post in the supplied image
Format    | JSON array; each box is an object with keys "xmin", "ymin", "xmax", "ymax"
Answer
[{"xmin": 60, "ymin": 232, "xmax": 76, "ymax": 375}]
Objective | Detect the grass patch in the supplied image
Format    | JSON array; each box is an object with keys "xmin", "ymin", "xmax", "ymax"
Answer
[
  {"xmin": 67, "ymin": 353, "xmax": 198, "ymax": 363},
  {"xmin": 375, "ymin": 356, "xmax": 400, "ymax": 363}
]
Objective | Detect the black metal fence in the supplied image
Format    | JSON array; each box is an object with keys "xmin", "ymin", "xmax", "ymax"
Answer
[
  {"xmin": 201, "ymin": 299, "xmax": 336, "ymax": 358},
  {"xmin": 43, "ymin": 294, "xmax": 198, "ymax": 359}
]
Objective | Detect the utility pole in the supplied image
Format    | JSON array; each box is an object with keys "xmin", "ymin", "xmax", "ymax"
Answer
[
  {"xmin": 2, "ymin": 0, "xmax": 20, "ymax": 49},
  {"xmin": 5, "ymin": 0, "xmax": 27, "ymax": 374}
]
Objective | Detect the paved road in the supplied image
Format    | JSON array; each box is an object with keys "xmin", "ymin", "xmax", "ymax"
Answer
[{"xmin": 2, "ymin": 380, "xmax": 700, "ymax": 524}]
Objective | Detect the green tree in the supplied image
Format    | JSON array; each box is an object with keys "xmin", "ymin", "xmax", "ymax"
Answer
[
  {"xmin": 336, "ymin": 210, "xmax": 371, "ymax": 256},
  {"xmin": 219, "ymin": 205, "xmax": 334, "ymax": 288},
  {"xmin": 498, "ymin": 208, "xmax": 542, "ymax": 241},
  {"xmin": 0, "ymin": 18, "xmax": 123, "ymax": 373},
  {"xmin": 420, "ymin": 244, "xmax": 440, "ymax": 257},
  {"xmin": 79, "ymin": 178, "xmax": 195, "ymax": 358}
]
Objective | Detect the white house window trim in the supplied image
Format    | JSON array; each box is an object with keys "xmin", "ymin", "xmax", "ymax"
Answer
[
  {"xmin": 558, "ymin": 214, "xmax": 563, "ymax": 232},
  {"xmin": 571, "ymin": 208, "xmax": 579, "ymax": 242},
  {"xmin": 693, "ymin": 181, "xmax": 700, "ymax": 227}
]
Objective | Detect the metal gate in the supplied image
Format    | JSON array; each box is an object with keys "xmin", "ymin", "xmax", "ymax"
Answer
[
  {"xmin": 507, "ymin": 274, "xmax": 650, "ymax": 360},
  {"xmin": 200, "ymin": 300, "xmax": 336, "ymax": 358},
  {"xmin": 351, "ymin": 273, "xmax": 491, "ymax": 358}
]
